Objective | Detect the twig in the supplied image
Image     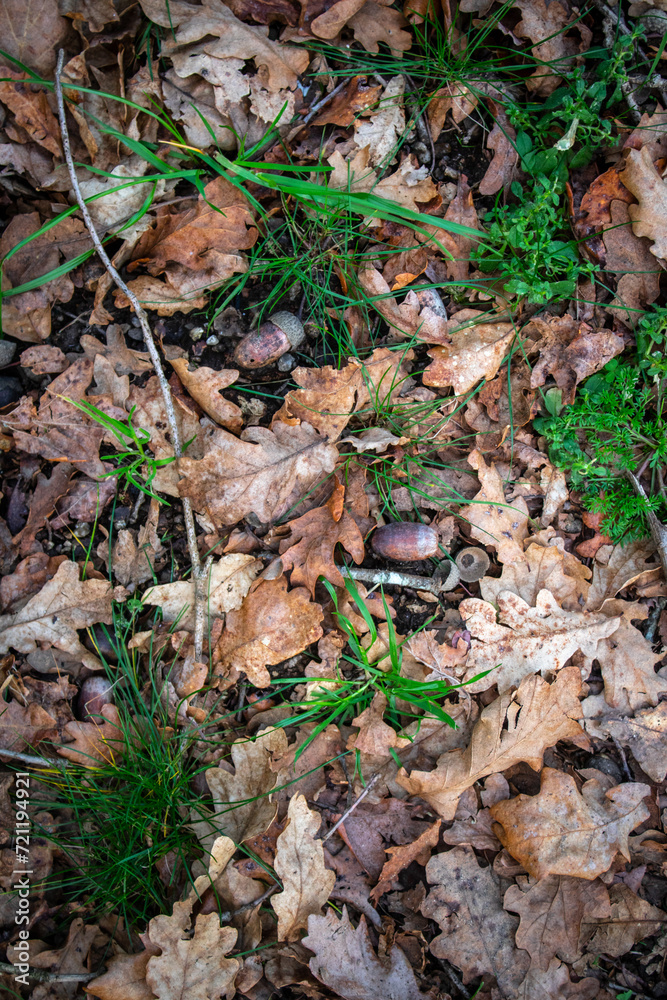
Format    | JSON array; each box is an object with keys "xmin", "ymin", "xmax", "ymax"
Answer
[
  {"xmin": 221, "ymin": 884, "xmax": 279, "ymax": 921},
  {"xmin": 610, "ymin": 735, "xmax": 633, "ymax": 782},
  {"xmin": 0, "ymin": 748, "xmax": 67, "ymax": 769},
  {"xmin": 405, "ymin": 74, "xmax": 435, "ymax": 168},
  {"xmin": 55, "ymin": 51, "xmax": 206, "ymax": 660},
  {"xmin": 624, "ymin": 469, "xmax": 667, "ymax": 580},
  {"xmin": 337, "ymin": 563, "xmax": 461, "ymax": 595},
  {"xmin": 0, "ymin": 962, "xmax": 97, "ymax": 983},
  {"xmin": 302, "ymin": 79, "xmax": 349, "ymax": 126},
  {"xmin": 322, "ymin": 773, "xmax": 380, "ymax": 842}
]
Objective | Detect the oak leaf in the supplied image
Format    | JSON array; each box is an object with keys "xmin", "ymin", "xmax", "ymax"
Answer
[
  {"xmin": 490, "ymin": 768, "xmax": 650, "ymax": 879},
  {"xmin": 0, "ymin": 560, "xmax": 123, "ymax": 671},
  {"xmin": 421, "ymin": 845, "xmax": 530, "ymax": 995},
  {"xmin": 479, "ymin": 100, "xmax": 519, "ymax": 195},
  {"xmin": 311, "ymin": 76, "xmax": 382, "ymax": 126},
  {"xmin": 0, "ymin": 0, "xmax": 69, "ymax": 75},
  {"xmin": 101, "ymin": 498, "xmax": 165, "ymax": 591},
  {"xmin": 586, "ymin": 539, "xmax": 659, "ymax": 609},
  {"xmin": 192, "ymin": 727, "xmax": 288, "ymax": 847},
  {"xmin": 370, "ymin": 819, "xmax": 441, "ymax": 903},
  {"xmin": 619, "ymin": 146, "xmax": 667, "ymax": 262},
  {"xmin": 143, "ymin": 554, "xmax": 261, "ymax": 626},
  {"xmin": 504, "ymin": 874, "xmax": 611, "ymax": 970},
  {"xmin": 528, "ymin": 315, "xmax": 624, "ymax": 406},
  {"xmin": 0, "ymin": 699, "xmax": 56, "ymax": 752},
  {"xmin": 178, "ymin": 420, "xmax": 338, "ymax": 528},
  {"xmin": 170, "ymin": 359, "xmax": 242, "ymax": 432},
  {"xmin": 358, "ymin": 266, "xmax": 450, "ymax": 343},
  {"xmin": 303, "ymin": 907, "xmax": 428, "ymax": 1000},
  {"xmin": 460, "ymin": 449, "xmax": 529, "ymax": 564},
  {"xmin": 80, "ymin": 325, "xmax": 153, "ymax": 377},
  {"xmin": 146, "ymin": 898, "xmax": 240, "ymax": 1000},
  {"xmin": 515, "ymin": 959, "xmax": 600, "ymax": 1000},
  {"xmin": 512, "ymin": 0, "xmax": 591, "ymax": 96},
  {"xmin": 278, "ymin": 478, "xmax": 365, "ymax": 595},
  {"xmin": 214, "ymin": 575, "xmax": 323, "ymax": 688},
  {"xmin": 349, "ymin": 691, "xmax": 411, "ymax": 758},
  {"xmin": 582, "ymin": 883, "xmax": 665, "ymax": 958},
  {"xmin": 397, "ymin": 667, "xmax": 586, "ymax": 820},
  {"xmin": 272, "ymin": 794, "xmax": 336, "ymax": 941},
  {"xmin": 441, "ymin": 787, "xmax": 501, "ymax": 851},
  {"xmin": 459, "ymin": 590, "xmax": 620, "ymax": 694},
  {"xmin": 480, "ymin": 539, "xmax": 591, "ymax": 612},
  {"xmin": 353, "ymin": 76, "xmax": 405, "ymax": 165},
  {"xmin": 601, "ymin": 702, "xmax": 667, "ymax": 782},
  {"xmin": 59, "ymin": 705, "xmax": 125, "ymax": 767},
  {"xmin": 86, "ymin": 951, "xmax": 154, "ymax": 1000},
  {"xmin": 424, "ymin": 317, "xmax": 516, "ymax": 394}
]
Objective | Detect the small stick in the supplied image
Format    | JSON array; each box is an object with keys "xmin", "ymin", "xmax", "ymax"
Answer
[
  {"xmin": 0, "ymin": 748, "xmax": 67, "ymax": 769},
  {"xmin": 337, "ymin": 563, "xmax": 461, "ymax": 594},
  {"xmin": 0, "ymin": 962, "xmax": 96, "ymax": 983},
  {"xmin": 302, "ymin": 79, "xmax": 349, "ymax": 126},
  {"xmin": 610, "ymin": 735, "xmax": 633, "ymax": 783},
  {"xmin": 624, "ymin": 469, "xmax": 667, "ymax": 580},
  {"xmin": 55, "ymin": 51, "xmax": 206, "ymax": 660},
  {"xmin": 322, "ymin": 773, "xmax": 380, "ymax": 842}
]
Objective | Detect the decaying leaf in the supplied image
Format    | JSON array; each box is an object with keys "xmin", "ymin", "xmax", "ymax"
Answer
[
  {"xmin": 143, "ymin": 553, "xmax": 261, "ymax": 626},
  {"xmin": 170, "ymin": 359, "xmax": 243, "ymax": 432},
  {"xmin": 587, "ymin": 601, "xmax": 667, "ymax": 713},
  {"xmin": 528, "ymin": 315, "xmax": 624, "ymax": 406},
  {"xmin": 398, "ymin": 668, "xmax": 586, "ymax": 820},
  {"xmin": 272, "ymin": 793, "xmax": 336, "ymax": 941},
  {"xmin": 600, "ymin": 702, "xmax": 667, "ymax": 782},
  {"xmin": 490, "ymin": 768, "xmax": 650, "ymax": 879},
  {"xmin": 304, "ymin": 907, "xmax": 428, "ymax": 1000},
  {"xmin": 59, "ymin": 705, "xmax": 125, "ymax": 766},
  {"xmin": 582, "ymin": 883, "xmax": 664, "ymax": 958},
  {"xmin": 423, "ymin": 315, "xmax": 516, "ymax": 394},
  {"xmin": 461, "ymin": 449, "xmax": 530, "ymax": 564},
  {"xmin": 619, "ymin": 146, "xmax": 667, "ymax": 262},
  {"xmin": 480, "ymin": 539, "xmax": 591, "ymax": 611},
  {"xmin": 0, "ymin": 699, "xmax": 56, "ymax": 752},
  {"xmin": 371, "ymin": 820, "xmax": 441, "ymax": 903},
  {"xmin": 101, "ymin": 498, "xmax": 165, "ymax": 591},
  {"xmin": 421, "ymin": 845, "xmax": 530, "ymax": 995}
]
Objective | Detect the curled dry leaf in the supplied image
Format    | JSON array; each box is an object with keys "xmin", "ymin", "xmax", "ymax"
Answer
[
  {"xmin": 178, "ymin": 420, "xmax": 338, "ymax": 528},
  {"xmin": 192, "ymin": 727, "xmax": 288, "ymax": 847},
  {"xmin": 458, "ymin": 590, "xmax": 620, "ymax": 694},
  {"xmin": 272, "ymin": 793, "xmax": 336, "ymax": 941},
  {"xmin": 586, "ymin": 601, "xmax": 667, "ymax": 713},
  {"xmin": 512, "ymin": 0, "xmax": 592, "ymax": 96},
  {"xmin": 142, "ymin": 553, "xmax": 261, "ymax": 626},
  {"xmin": 0, "ymin": 560, "xmax": 123, "ymax": 671},
  {"xmin": 421, "ymin": 845, "xmax": 530, "ymax": 996},
  {"xmin": 504, "ymin": 874, "xmax": 611, "ymax": 970},
  {"xmin": 357, "ymin": 266, "xmax": 450, "ymax": 343},
  {"xmin": 278, "ymin": 478, "xmax": 365, "ymax": 596},
  {"xmin": 600, "ymin": 702, "xmax": 667, "ymax": 782},
  {"xmin": 102, "ymin": 498, "xmax": 165, "ymax": 591},
  {"xmin": 397, "ymin": 667, "xmax": 586, "ymax": 820},
  {"xmin": 619, "ymin": 146, "xmax": 667, "ymax": 262},
  {"xmin": 528, "ymin": 315, "xmax": 624, "ymax": 406},
  {"xmin": 303, "ymin": 907, "xmax": 428, "ymax": 1000},
  {"xmin": 311, "ymin": 76, "xmax": 382, "ymax": 126},
  {"xmin": 370, "ymin": 819, "xmax": 441, "ymax": 903},
  {"xmin": 214, "ymin": 575, "xmax": 324, "ymax": 687},
  {"xmin": 170, "ymin": 359, "xmax": 242, "ymax": 433},
  {"xmin": 490, "ymin": 768, "xmax": 651, "ymax": 879},
  {"xmin": 461, "ymin": 449, "xmax": 529, "ymax": 564},
  {"xmin": 349, "ymin": 691, "xmax": 411, "ymax": 758},
  {"xmin": 479, "ymin": 100, "xmax": 519, "ymax": 196},
  {"xmin": 586, "ymin": 539, "xmax": 659, "ymax": 610}
]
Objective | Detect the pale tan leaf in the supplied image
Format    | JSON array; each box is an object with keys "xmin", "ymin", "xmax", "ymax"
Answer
[
  {"xmin": 515, "ymin": 958, "xmax": 601, "ymax": 1000},
  {"xmin": 80, "ymin": 325, "xmax": 153, "ymax": 377},
  {"xmin": 59, "ymin": 705, "xmax": 125, "ymax": 767},
  {"xmin": 600, "ymin": 702, "xmax": 667, "ymax": 782},
  {"xmin": 349, "ymin": 691, "xmax": 411, "ymax": 758},
  {"xmin": 480, "ymin": 540, "xmax": 591, "ymax": 611},
  {"xmin": 397, "ymin": 668, "xmax": 586, "ymax": 820},
  {"xmin": 103, "ymin": 498, "xmax": 165, "ymax": 590},
  {"xmin": 619, "ymin": 146, "xmax": 667, "ymax": 262},
  {"xmin": 461, "ymin": 449, "xmax": 529, "ymax": 564},
  {"xmin": 353, "ymin": 76, "xmax": 405, "ymax": 165},
  {"xmin": 490, "ymin": 768, "xmax": 650, "ymax": 879},
  {"xmin": 586, "ymin": 539, "xmax": 659, "ymax": 609},
  {"xmin": 170, "ymin": 359, "xmax": 242, "ymax": 432},
  {"xmin": 85, "ymin": 951, "xmax": 155, "ymax": 1000},
  {"xmin": 421, "ymin": 846, "xmax": 530, "ymax": 994},
  {"xmin": 582, "ymin": 883, "xmax": 665, "ymax": 957},
  {"xmin": 142, "ymin": 554, "xmax": 261, "ymax": 626},
  {"xmin": 0, "ymin": 700, "xmax": 56, "ymax": 753},
  {"xmin": 424, "ymin": 319, "xmax": 516, "ymax": 394},
  {"xmin": 272, "ymin": 793, "xmax": 336, "ymax": 941},
  {"xmin": 588, "ymin": 601, "xmax": 667, "ymax": 713}
]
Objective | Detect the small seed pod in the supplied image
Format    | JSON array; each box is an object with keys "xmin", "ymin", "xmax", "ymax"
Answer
[
  {"xmin": 77, "ymin": 676, "xmax": 114, "ymax": 722},
  {"xmin": 234, "ymin": 311, "xmax": 305, "ymax": 369},
  {"xmin": 455, "ymin": 546, "xmax": 491, "ymax": 582},
  {"xmin": 372, "ymin": 522, "xmax": 439, "ymax": 561}
]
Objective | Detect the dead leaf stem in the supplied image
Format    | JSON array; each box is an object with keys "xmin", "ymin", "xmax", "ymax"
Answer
[{"xmin": 54, "ymin": 50, "xmax": 207, "ymax": 660}]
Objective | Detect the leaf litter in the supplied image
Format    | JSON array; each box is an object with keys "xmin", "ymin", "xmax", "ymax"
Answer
[{"xmin": 1, "ymin": 0, "xmax": 667, "ymax": 999}]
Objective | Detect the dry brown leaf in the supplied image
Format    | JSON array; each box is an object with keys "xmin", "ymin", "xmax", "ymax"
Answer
[
  {"xmin": 480, "ymin": 539, "xmax": 591, "ymax": 611},
  {"xmin": 101, "ymin": 498, "xmax": 165, "ymax": 591},
  {"xmin": 600, "ymin": 702, "xmax": 667, "ymax": 782},
  {"xmin": 85, "ymin": 950, "xmax": 155, "ymax": 1000},
  {"xmin": 428, "ymin": 82, "xmax": 478, "ymax": 137},
  {"xmin": 619, "ymin": 146, "xmax": 667, "ymax": 262},
  {"xmin": 515, "ymin": 958, "xmax": 601, "ymax": 1000},
  {"xmin": 405, "ymin": 630, "xmax": 468, "ymax": 681},
  {"xmin": 460, "ymin": 449, "xmax": 529, "ymax": 564},
  {"xmin": 528, "ymin": 315, "xmax": 625, "ymax": 405},
  {"xmin": 80, "ymin": 326, "xmax": 153, "ymax": 378},
  {"xmin": 353, "ymin": 75, "xmax": 405, "ymax": 165},
  {"xmin": 397, "ymin": 667, "xmax": 586, "ymax": 820},
  {"xmin": 143, "ymin": 554, "xmax": 261, "ymax": 626},
  {"xmin": 0, "ymin": 0, "xmax": 69, "ymax": 75},
  {"xmin": 303, "ymin": 907, "xmax": 428, "ymax": 1000},
  {"xmin": 372, "ymin": 155, "xmax": 441, "ymax": 217},
  {"xmin": 512, "ymin": 0, "xmax": 591, "ymax": 96},
  {"xmin": 349, "ymin": 691, "xmax": 411, "ymax": 758},
  {"xmin": 423, "ymin": 316, "xmax": 516, "ymax": 393},
  {"xmin": 603, "ymin": 199, "xmax": 662, "ymax": 325},
  {"xmin": 586, "ymin": 601, "xmax": 667, "ymax": 713},
  {"xmin": 193, "ymin": 727, "xmax": 288, "ymax": 847},
  {"xmin": 59, "ymin": 704, "xmax": 125, "ymax": 766},
  {"xmin": 312, "ymin": 76, "xmax": 382, "ymax": 126},
  {"xmin": 357, "ymin": 266, "xmax": 450, "ymax": 343},
  {"xmin": 490, "ymin": 768, "xmax": 650, "ymax": 879},
  {"xmin": 345, "ymin": 1, "xmax": 412, "ymax": 56},
  {"xmin": 272, "ymin": 793, "xmax": 336, "ymax": 941},
  {"xmin": 278, "ymin": 478, "xmax": 364, "ymax": 595},
  {"xmin": 582, "ymin": 883, "xmax": 664, "ymax": 957},
  {"xmin": 421, "ymin": 845, "xmax": 530, "ymax": 995},
  {"xmin": 370, "ymin": 820, "xmax": 441, "ymax": 903},
  {"xmin": 586, "ymin": 539, "xmax": 659, "ymax": 609},
  {"xmin": 442, "ymin": 787, "xmax": 502, "ymax": 851},
  {"xmin": 479, "ymin": 100, "xmax": 519, "ymax": 195},
  {"xmin": 214, "ymin": 575, "xmax": 324, "ymax": 687},
  {"xmin": 178, "ymin": 420, "xmax": 338, "ymax": 528},
  {"xmin": 145, "ymin": 898, "xmax": 240, "ymax": 1000},
  {"xmin": 0, "ymin": 560, "xmax": 122, "ymax": 671},
  {"xmin": 504, "ymin": 875, "xmax": 611, "ymax": 970},
  {"xmin": 0, "ymin": 66, "xmax": 60, "ymax": 154},
  {"xmin": 20, "ymin": 345, "xmax": 68, "ymax": 375},
  {"xmin": 0, "ymin": 699, "xmax": 56, "ymax": 752},
  {"xmin": 170, "ymin": 359, "xmax": 242, "ymax": 432},
  {"xmin": 458, "ymin": 590, "xmax": 619, "ymax": 694}
]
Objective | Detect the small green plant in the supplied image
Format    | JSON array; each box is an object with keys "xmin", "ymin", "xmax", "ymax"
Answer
[{"xmin": 535, "ymin": 355, "xmax": 667, "ymax": 543}]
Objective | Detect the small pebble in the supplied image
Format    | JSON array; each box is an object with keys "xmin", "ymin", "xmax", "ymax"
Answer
[
  {"xmin": 206, "ymin": 334, "xmax": 220, "ymax": 347},
  {"xmin": 127, "ymin": 326, "xmax": 144, "ymax": 341},
  {"xmin": 0, "ymin": 341, "xmax": 17, "ymax": 368},
  {"xmin": 0, "ymin": 376, "xmax": 23, "ymax": 407},
  {"xmin": 74, "ymin": 520, "xmax": 91, "ymax": 538},
  {"xmin": 277, "ymin": 353, "xmax": 296, "ymax": 372},
  {"xmin": 189, "ymin": 326, "xmax": 205, "ymax": 341}
]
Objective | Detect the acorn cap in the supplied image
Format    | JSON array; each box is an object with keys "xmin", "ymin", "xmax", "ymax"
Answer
[
  {"xmin": 269, "ymin": 311, "xmax": 305, "ymax": 348},
  {"xmin": 455, "ymin": 546, "xmax": 491, "ymax": 582}
]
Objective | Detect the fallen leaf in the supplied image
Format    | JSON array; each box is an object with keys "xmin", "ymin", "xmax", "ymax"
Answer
[
  {"xmin": 428, "ymin": 82, "xmax": 478, "ymax": 137},
  {"xmin": 0, "ymin": 699, "xmax": 56, "ymax": 752},
  {"xmin": 602, "ymin": 199, "xmax": 662, "ymax": 324},
  {"xmin": 512, "ymin": 0, "xmax": 591, "ymax": 96},
  {"xmin": 278, "ymin": 478, "xmax": 365, "ymax": 595},
  {"xmin": 193, "ymin": 726, "xmax": 288, "ymax": 847},
  {"xmin": 600, "ymin": 702, "xmax": 667, "ymax": 782},
  {"xmin": 479, "ymin": 100, "xmax": 519, "ymax": 196},
  {"xmin": 349, "ymin": 691, "xmax": 411, "ymax": 758},
  {"xmin": 0, "ymin": 553, "xmax": 66, "ymax": 614},
  {"xmin": 303, "ymin": 907, "xmax": 428, "ymax": 1000},
  {"xmin": 504, "ymin": 874, "xmax": 611, "ymax": 969},
  {"xmin": 528, "ymin": 315, "xmax": 625, "ymax": 405},
  {"xmin": 481, "ymin": 538, "xmax": 591, "ymax": 611},
  {"xmin": 587, "ymin": 539, "xmax": 659, "ymax": 609},
  {"xmin": 358, "ymin": 266, "xmax": 450, "ymax": 342},
  {"xmin": 353, "ymin": 75, "xmax": 405, "ymax": 166},
  {"xmin": 460, "ymin": 449, "xmax": 529, "ymax": 564},
  {"xmin": 345, "ymin": 1, "xmax": 412, "ymax": 56},
  {"xmin": 421, "ymin": 845, "xmax": 530, "ymax": 995},
  {"xmin": 459, "ymin": 590, "xmax": 619, "ymax": 694},
  {"xmin": 0, "ymin": 560, "xmax": 123, "ymax": 671},
  {"xmin": 58, "ymin": 704, "xmax": 125, "ymax": 767},
  {"xmin": 441, "ymin": 787, "xmax": 501, "ymax": 851},
  {"xmin": 582, "ymin": 883, "xmax": 664, "ymax": 957},
  {"xmin": 214, "ymin": 575, "xmax": 324, "ymax": 687},
  {"xmin": 29, "ymin": 917, "xmax": 99, "ymax": 977},
  {"xmin": 515, "ymin": 958, "xmax": 601, "ymax": 999},
  {"xmin": 178, "ymin": 420, "xmax": 338, "ymax": 528},
  {"xmin": 311, "ymin": 76, "xmax": 382, "ymax": 126},
  {"xmin": 170, "ymin": 359, "xmax": 242, "ymax": 432},
  {"xmin": 371, "ymin": 820, "xmax": 441, "ymax": 903},
  {"xmin": 101, "ymin": 498, "xmax": 165, "ymax": 591},
  {"xmin": 145, "ymin": 898, "xmax": 240, "ymax": 1000},
  {"xmin": 0, "ymin": 0, "xmax": 69, "ymax": 75},
  {"xmin": 0, "ymin": 65, "xmax": 60, "ymax": 154},
  {"xmin": 20, "ymin": 345, "xmax": 68, "ymax": 375},
  {"xmin": 272, "ymin": 793, "xmax": 336, "ymax": 941},
  {"xmin": 80, "ymin": 325, "xmax": 153, "ymax": 377},
  {"xmin": 490, "ymin": 768, "xmax": 650, "ymax": 879},
  {"xmin": 423, "ymin": 316, "xmax": 516, "ymax": 393},
  {"xmin": 85, "ymin": 950, "xmax": 154, "ymax": 1000},
  {"xmin": 143, "ymin": 553, "xmax": 261, "ymax": 626},
  {"xmin": 397, "ymin": 668, "xmax": 586, "ymax": 820},
  {"xmin": 587, "ymin": 601, "xmax": 667, "ymax": 713},
  {"xmin": 619, "ymin": 146, "xmax": 667, "ymax": 262}
]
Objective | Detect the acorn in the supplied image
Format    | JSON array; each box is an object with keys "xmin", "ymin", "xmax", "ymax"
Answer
[
  {"xmin": 77, "ymin": 676, "xmax": 114, "ymax": 722},
  {"xmin": 372, "ymin": 522, "xmax": 439, "ymax": 561},
  {"xmin": 234, "ymin": 311, "xmax": 305, "ymax": 369},
  {"xmin": 455, "ymin": 546, "xmax": 491, "ymax": 582}
]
